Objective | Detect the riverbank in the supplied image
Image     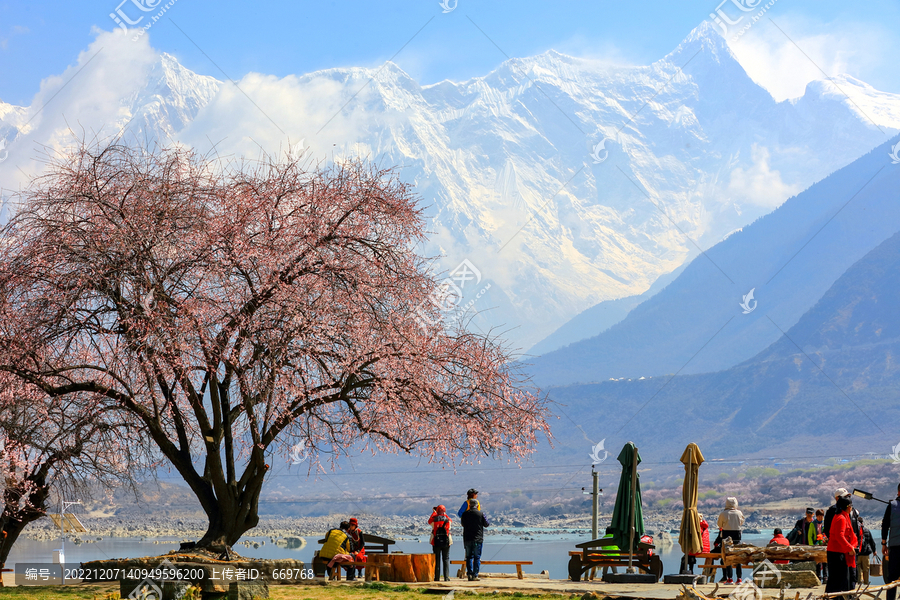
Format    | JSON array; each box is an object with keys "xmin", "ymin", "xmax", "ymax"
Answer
[{"xmin": 20, "ymin": 511, "xmax": 797, "ymax": 544}]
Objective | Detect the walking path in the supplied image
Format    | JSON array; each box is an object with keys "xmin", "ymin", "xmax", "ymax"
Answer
[{"xmin": 406, "ymin": 578, "xmax": 825, "ymax": 598}]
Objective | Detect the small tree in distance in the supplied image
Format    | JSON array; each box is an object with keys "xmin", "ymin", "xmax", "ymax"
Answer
[
  {"xmin": 0, "ymin": 142, "xmax": 550, "ymax": 552},
  {"xmin": 0, "ymin": 373, "xmax": 148, "ymax": 570}
]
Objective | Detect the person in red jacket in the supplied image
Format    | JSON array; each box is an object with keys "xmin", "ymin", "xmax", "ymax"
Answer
[
  {"xmin": 683, "ymin": 515, "xmax": 711, "ymax": 574},
  {"xmin": 768, "ymin": 528, "xmax": 790, "ymax": 564},
  {"xmin": 428, "ymin": 505, "xmax": 453, "ymax": 581},
  {"xmin": 826, "ymin": 497, "xmax": 859, "ymax": 594}
]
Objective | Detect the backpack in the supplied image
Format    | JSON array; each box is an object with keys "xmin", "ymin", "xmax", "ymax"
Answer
[{"xmin": 433, "ymin": 519, "xmax": 452, "ymax": 547}]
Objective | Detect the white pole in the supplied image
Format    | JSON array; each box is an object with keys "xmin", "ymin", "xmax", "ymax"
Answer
[{"xmin": 592, "ymin": 469, "xmax": 599, "ymax": 540}]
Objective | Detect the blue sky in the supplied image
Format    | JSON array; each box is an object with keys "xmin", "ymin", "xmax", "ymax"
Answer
[{"xmin": 2, "ymin": 0, "xmax": 899, "ymax": 107}]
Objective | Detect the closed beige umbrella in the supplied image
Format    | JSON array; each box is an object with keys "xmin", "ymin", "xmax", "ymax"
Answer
[{"xmin": 678, "ymin": 442, "xmax": 705, "ymax": 570}]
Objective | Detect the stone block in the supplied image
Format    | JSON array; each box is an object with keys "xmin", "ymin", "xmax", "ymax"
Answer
[
  {"xmin": 228, "ymin": 580, "xmax": 269, "ymax": 600},
  {"xmin": 779, "ymin": 561, "xmax": 817, "ymax": 572},
  {"xmin": 755, "ymin": 570, "xmax": 820, "ymax": 588}
]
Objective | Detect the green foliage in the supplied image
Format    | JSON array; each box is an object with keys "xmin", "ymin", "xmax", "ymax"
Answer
[
  {"xmin": 361, "ymin": 581, "xmax": 390, "ymax": 591},
  {"xmin": 741, "ymin": 467, "xmax": 779, "ymax": 479}
]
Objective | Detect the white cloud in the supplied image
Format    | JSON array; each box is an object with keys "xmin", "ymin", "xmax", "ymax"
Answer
[
  {"xmin": 0, "ymin": 28, "xmax": 158, "ymax": 192},
  {"xmin": 727, "ymin": 15, "xmax": 895, "ymax": 101},
  {"xmin": 726, "ymin": 144, "xmax": 800, "ymax": 209},
  {"xmin": 176, "ymin": 68, "xmax": 407, "ymax": 164}
]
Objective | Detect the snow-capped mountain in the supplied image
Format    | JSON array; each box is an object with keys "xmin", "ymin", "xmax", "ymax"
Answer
[{"xmin": 2, "ymin": 23, "xmax": 898, "ymax": 349}]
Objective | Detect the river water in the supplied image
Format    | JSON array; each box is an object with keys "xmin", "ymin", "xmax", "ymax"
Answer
[{"xmin": 8, "ymin": 532, "xmax": 774, "ymax": 581}]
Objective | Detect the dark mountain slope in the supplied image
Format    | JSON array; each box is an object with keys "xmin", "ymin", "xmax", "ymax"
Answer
[
  {"xmin": 528, "ymin": 135, "xmax": 900, "ymax": 387},
  {"xmin": 545, "ymin": 228, "xmax": 900, "ymax": 461}
]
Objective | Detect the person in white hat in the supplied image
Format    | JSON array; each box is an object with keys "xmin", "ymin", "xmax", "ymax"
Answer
[{"xmin": 824, "ymin": 487, "xmax": 861, "ymax": 585}]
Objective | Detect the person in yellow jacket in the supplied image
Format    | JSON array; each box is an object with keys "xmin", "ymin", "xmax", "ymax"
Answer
[{"xmin": 320, "ymin": 521, "xmax": 355, "ymax": 579}]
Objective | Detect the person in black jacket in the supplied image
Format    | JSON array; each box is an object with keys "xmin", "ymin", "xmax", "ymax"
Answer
[
  {"xmin": 460, "ymin": 506, "xmax": 490, "ymax": 581},
  {"xmin": 858, "ymin": 516, "xmax": 878, "ymax": 585},
  {"xmin": 788, "ymin": 508, "xmax": 816, "ymax": 545},
  {"xmin": 882, "ymin": 484, "xmax": 900, "ymax": 600}
]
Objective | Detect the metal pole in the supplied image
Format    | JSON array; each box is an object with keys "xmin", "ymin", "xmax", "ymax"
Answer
[
  {"xmin": 59, "ymin": 497, "xmax": 64, "ymax": 584},
  {"xmin": 628, "ymin": 445, "xmax": 638, "ymax": 573},
  {"xmin": 592, "ymin": 469, "xmax": 599, "ymax": 540}
]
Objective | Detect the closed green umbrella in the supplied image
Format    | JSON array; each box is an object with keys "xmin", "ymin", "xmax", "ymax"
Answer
[
  {"xmin": 678, "ymin": 443, "xmax": 705, "ymax": 567},
  {"xmin": 610, "ymin": 442, "xmax": 644, "ymax": 553}
]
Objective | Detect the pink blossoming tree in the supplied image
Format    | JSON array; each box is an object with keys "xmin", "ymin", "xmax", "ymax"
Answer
[
  {"xmin": 0, "ymin": 142, "xmax": 550, "ymax": 552},
  {"xmin": 0, "ymin": 373, "xmax": 147, "ymax": 571}
]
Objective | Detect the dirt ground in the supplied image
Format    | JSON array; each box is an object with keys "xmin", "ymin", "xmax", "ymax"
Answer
[{"xmin": 0, "ymin": 578, "xmax": 823, "ymax": 600}]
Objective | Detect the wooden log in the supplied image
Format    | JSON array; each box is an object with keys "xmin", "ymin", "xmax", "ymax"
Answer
[
  {"xmin": 411, "ymin": 554, "xmax": 435, "ymax": 582},
  {"xmin": 723, "ymin": 544, "xmax": 827, "ymax": 566},
  {"xmin": 385, "ymin": 554, "xmax": 415, "ymax": 582}
]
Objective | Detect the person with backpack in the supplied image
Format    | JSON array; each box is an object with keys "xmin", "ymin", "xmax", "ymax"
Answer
[
  {"xmin": 428, "ymin": 505, "xmax": 453, "ymax": 582},
  {"xmin": 460, "ymin": 503, "xmax": 490, "ymax": 581},
  {"xmin": 457, "ymin": 488, "xmax": 481, "ymax": 518},
  {"xmin": 858, "ymin": 516, "xmax": 878, "ymax": 585}
]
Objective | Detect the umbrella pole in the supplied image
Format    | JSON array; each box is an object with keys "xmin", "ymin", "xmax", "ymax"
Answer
[
  {"xmin": 628, "ymin": 445, "xmax": 638, "ymax": 573},
  {"xmin": 682, "ymin": 454, "xmax": 693, "ymax": 574}
]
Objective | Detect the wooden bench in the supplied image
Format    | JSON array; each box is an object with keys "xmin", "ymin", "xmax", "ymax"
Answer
[
  {"xmin": 450, "ymin": 560, "xmax": 534, "ymax": 579},
  {"xmin": 323, "ymin": 560, "xmax": 391, "ymax": 581},
  {"xmin": 313, "ymin": 532, "xmax": 396, "ymax": 580},
  {"xmin": 691, "ymin": 550, "xmax": 728, "ymax": 578},
  {"xmin": 567, "ymin": 539, "xmax": 663, "ymax": 582},
  {"xmin": 315, "ymin": 532, "xmax": 396, "ymax": 555}
]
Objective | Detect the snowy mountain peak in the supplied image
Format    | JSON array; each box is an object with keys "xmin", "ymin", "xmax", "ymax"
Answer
[
  {"xmin": 665, "ymin": 20, "xmax": 736, "ymax": 65},
  {"xmin": 3, "ymin": 26, "xmax": 900, "ymax": 351},
  {"xmin": 799, "ymin": 75, "xmax": 900, "ymax": 129}
]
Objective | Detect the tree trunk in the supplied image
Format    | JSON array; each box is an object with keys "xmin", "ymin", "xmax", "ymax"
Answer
[
  {"xmin": 165, "ymin": 444, "xmax": 268, "ymax": 554},
  {"xmin": 0, "ymin": 478, "xmax": 51, "ymax": 586}
]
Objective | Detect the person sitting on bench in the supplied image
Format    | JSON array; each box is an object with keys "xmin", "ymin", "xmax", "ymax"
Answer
[{"xmin": 320, "ymin": 521, "xmax": 355, "ymax": 580}]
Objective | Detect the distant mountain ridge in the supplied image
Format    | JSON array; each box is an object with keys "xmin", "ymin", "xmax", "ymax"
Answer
[
  {"xmin": 526, "ymin": 134, "xmax": 900, "ymax": 385},
  {"xmin": 547, "ymin": 224, "xmax": 900, "ymax": 460},
  {"xmin": 2, "ymin": 23, "xmax": 899, "ymax": 348}
]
